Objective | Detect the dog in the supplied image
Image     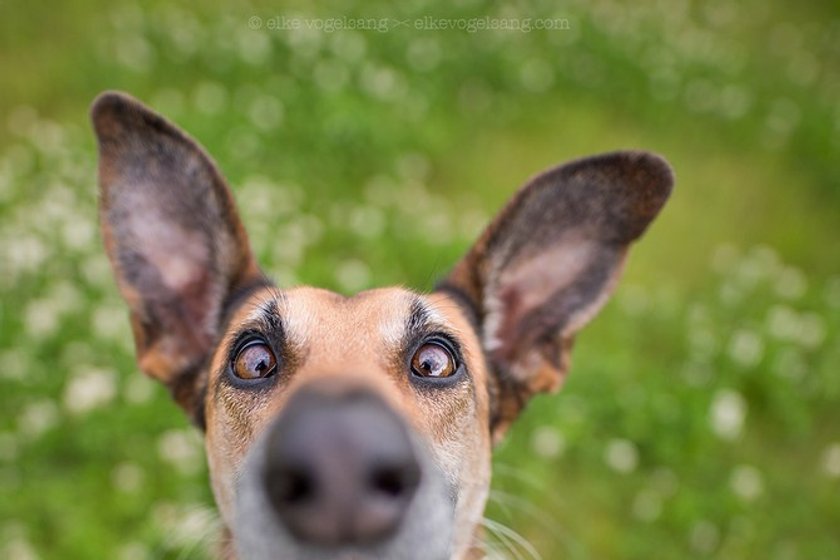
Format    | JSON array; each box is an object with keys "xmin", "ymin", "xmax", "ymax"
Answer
[{"xmin": 91, "ymin": 91, "xmax": 673, "ymax": 559}]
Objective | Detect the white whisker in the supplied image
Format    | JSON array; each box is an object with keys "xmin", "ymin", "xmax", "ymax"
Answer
[{"xmin": 483, "ymin": 517, "xmax": 542, "ymax": 560}]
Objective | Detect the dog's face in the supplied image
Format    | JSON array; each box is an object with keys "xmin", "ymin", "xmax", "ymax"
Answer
[
  {"xmin": 211, "ymin": 287, "xmax": 492, "ymax": 559},
  {"xmin": 91, "ymin": 91, "xmax": 672, "ymax": 559}
]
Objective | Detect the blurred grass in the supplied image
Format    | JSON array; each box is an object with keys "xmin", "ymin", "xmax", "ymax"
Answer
[{"xmin": 1, "ymin": 0, "xmax": 839, "ymax": 558}]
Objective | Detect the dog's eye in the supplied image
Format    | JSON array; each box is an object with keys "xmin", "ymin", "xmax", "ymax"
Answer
[
  {"xmin": 233, "ymin": 341, "xmax": 277, "ymax": 380},
  {"xmin": 411, "ymin": 342, "xmax": 457, "ymax": 379}
]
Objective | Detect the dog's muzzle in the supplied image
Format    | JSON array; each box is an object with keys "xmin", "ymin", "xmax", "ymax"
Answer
[
  {"xmin": 234, "ymin": 385, "xmax": 454, "ymax": 560},
  {"xmin": 263, "ymin": 389, "xmax": 422, "ymax": 545}
]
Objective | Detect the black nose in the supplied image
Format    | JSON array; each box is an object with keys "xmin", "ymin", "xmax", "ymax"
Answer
[{"xmin": 263, "ymin": 389, "xmax": 421, "ymax": 546}]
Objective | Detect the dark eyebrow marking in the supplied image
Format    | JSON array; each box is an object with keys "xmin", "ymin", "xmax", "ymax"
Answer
[
  {"xmin": 403, "ymin": 295, "xmax": 463, "ymax": 355},
  {"xmin": 402, "ymin": 294, "xmax": 473, "ymax": 393},
  {"xmin": 216, "ymin": 292, "xmax": 293, "ymax": 394},
  {"xmin": 251, "ymin": 295, "xmax": 283, "ymax": 335},
  {"xmin": 221, "ymin": 291, "xmax": 287, "ymax": 362},
  {"xmin": 406, "ymin": 295, "xmax": 433, "ymax": 338}
]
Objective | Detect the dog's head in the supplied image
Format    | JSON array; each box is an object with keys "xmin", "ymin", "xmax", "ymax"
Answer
[{"xmin": 91, "ymin": 91, "xmax": 672, "ymax": 559}]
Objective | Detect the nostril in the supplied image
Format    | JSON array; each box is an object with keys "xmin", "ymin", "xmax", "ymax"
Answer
[
  {"xmin": 267, "ymin": 466, "xmax": 315, "ymax": 506},
  {"xmin": 370, "ymin": 462, "xmax": 421, "ymax": 499},
  {"xmin": 262, "ymin": 390, "xmax": 425, "ymax": 545},
  {"xmin": 371, "ymin": 468, "xmax": 403, "ymax": 497}
]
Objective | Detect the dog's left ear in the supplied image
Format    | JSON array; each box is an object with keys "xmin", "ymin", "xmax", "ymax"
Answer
[
  {"xmin": 92, "ymin": 91, "xmax": 263, "ymax": 423},
  {"xmin": 438, "ymin": 151, "xmax": 673, "ymax": 441}
]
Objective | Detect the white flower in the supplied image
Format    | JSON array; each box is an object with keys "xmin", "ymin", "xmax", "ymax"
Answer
[
  {"xmin": 1, "ymin": 349, "xmax": 30, "ymax": 381},
  {"xmin": 604, "ymin": 438, "xmax": 639, "ymax": 474},
  {"xmin": 157, "ymin": 429, "xmax": 203, "ymax": 475},
  {"xmin": 63, "ymin": 368, "xmax": 117, "ymax": 415},
  {"xmin": 2, "ymin": 536, "xmax": 40, "ymax": 560},
  {"xmin": 153, "ymin": 502, "xmax": 217, "ymax": 548},
  {"xmin": 651, "ymin": 467, "xmax": 679, "ymax": 497},
  {"xmin": 80, "ymin": 253, "xmax": 114, "ymax": 289},
  {"xmin": 335, "ymin": 259, "xmax": 371, "ymax": 293},
  {"xmin": 766, "ymin": 306, "xmax": 825, "ymax": 349},
  {"xmin": 405, "ymin": 38, "xmax": 441, "ymax": 72},
  {"xmin": 61, "ymin": 218, "xmax": 95, "ymax": 251},
  {"xmin": 822, "ymin": 443, "xmax": 840, "ymax": 478},
  {"xmin": 766, "ymin": 304, "xmax": 799, "ymax": 340},
  {"xmin": 3, "ymin": 234, "xmax": 48, "ymax": 283},
  {"xmin": 248, "ymin": 94, "xmax": 284, "ymax": 131},
  {"xmin": 330, "ymin": 31, "xmax": 367, "ymax": 63},
  {"xmin": 632, "ymin": 489, "xmax": 662, "ymax": 522},
  {"xmin": 24, "ymin": 299, "xmax": 60, "ymax": 339},
  {"xmin": 531, "ymin": 426, "xmax": 565, "ymax": 459},
  {"xmin": 396, "ymin": 153, "xmax": 431, "ymax": 183},
  {"xmin": 115, "ymin": 34, "xmax": 154, "ymax": 73},
  {"xmin": 236, "ymin": 28, "xmax": 270, "ymax": 65},
  {"xmin": 360, "ymin": 64, "xmax": 403, "ymax": 100},
  {"xmin": 193, "ymin": 81, "xmax": 228, "ymax": 115},
  {"xmin": 728, "ymin": 329, "xmax": 764, "ymax": 367},
  {"xmin": 124, "ymin": 374, "xmax": 156, "ymax": 405},
  {"xmin": 710, "ymin": 389, "xmax": 746, "ymax": 440},
  {"xmin": 348, "ymin": 205, "xmax": 386, "ymax": 239},
  {"xmin": 520, "ymin": 58, "xmax": 555, "ymax": 93},
  {"xmin": 797, "ymin": 313, "xmax": 826, "ymax": 349},
  {"xmin": 730, "ymin": 464, "xmax": 764, "ymax": 501},
  {"xmin": 92, "ymin": 305, "xmax": 129, "ymax": 341},
  {"xmin": 689, "ymin": 520, "xmax": 720, "ymax": 554},
  {"xmin": 17, "ymin": 400, "xmax": 59, "ymax": 440},
  {"xmin": 112, "ymin": 462, "xmax": 145, "ymax": 493}
]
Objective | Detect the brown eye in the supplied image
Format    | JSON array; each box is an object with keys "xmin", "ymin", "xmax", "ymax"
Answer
[
  {"xmin": 411, "ymin": 342, "xmax": 457, "ymax": 379},
  {"xmin": 233, "ymin": 341, "xmax": 277, "ymax": 380}
]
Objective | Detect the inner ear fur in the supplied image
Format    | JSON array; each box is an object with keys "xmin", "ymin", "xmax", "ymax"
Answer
[
  {"xmin": 438, "ymin": 151, "xmax": 674, "ymax": 440},
  {"xmin": 92, "ymin": 91, "xmax": 263, "ymax": 423}
]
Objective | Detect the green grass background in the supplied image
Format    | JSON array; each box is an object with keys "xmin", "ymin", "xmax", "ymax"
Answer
[{"xmin": 1, "ymin": 0, "xmax": 839, "ymax": 558}]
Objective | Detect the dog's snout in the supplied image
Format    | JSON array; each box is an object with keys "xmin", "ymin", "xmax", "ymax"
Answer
[{"xmin": 263, "ymin": 389, "xmax": 421, "ymax": 546}]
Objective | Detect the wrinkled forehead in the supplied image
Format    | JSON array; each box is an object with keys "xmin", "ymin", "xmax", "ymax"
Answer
[
  {"xmin": 226, "ymin": 286, "xmax": 471, "ymax": 365},
  {"xmin": 283, "ymin": 287, "xmax": 420, "ymax": 352}
]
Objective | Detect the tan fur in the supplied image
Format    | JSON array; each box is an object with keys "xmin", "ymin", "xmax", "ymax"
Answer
[
  {"xmin": 92, "ymin": 91, "xmax": 672, "ymax": 559},
  {"xmin": 203, "ymin": 288, "xmax": 492, "ymax": 558}
]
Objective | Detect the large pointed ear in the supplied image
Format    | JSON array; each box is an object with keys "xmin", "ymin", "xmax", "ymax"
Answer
[
  {"xmin": 92, "ymin": 91, "xmax": 265, "ymax": 424},
  {"xmin": 437, "ymin": 151, "xmax": 674, "ymax": 440}
]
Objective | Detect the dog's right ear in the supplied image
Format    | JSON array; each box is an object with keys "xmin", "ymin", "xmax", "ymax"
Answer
[
  {"xmin": 438, "ymin": 151, "xmax": 673, "ymax": 442},
  {"xmin": 92, "ymin": 91, "xmax": 263, "ymax": 422}
]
